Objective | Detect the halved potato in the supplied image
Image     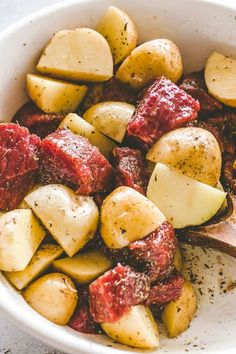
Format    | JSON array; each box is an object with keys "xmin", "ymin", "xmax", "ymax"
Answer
[
  {"xmin": 116, "ymin": 39, "xmax": 183, "ymax": 89},
  {"xmin": 23, "ymin": 273, "xmax": 78, "ymax": 325},
  {"xmin": 25, "ymin": 184, "xmax": 99, "ymax": 257},
  {"xmin": 81, "ymin": 83, "xmax": 104, "ymax": 111},
  {"xmin": 37, "ymin": 28, "xmax": 113, "ymax": 82},
  {"xmin": 59, "ymin": 113, "xmax": 117, "ymax": 158},
  {"xmin": 0, "ymin": 209, "xmax": 45, "ymax": 272},
  {"xmin": 27, "ymin": 74, "xmax": 88, "ymax": 114},
  {"xmin": 147, "ymin": 163, "xmax": 226, "ymax": 228},
  {"xmin": 83, "ymin": 101, "xmax": 135, "ymax": 143},
  {"xmin": 97, "ymin": 6, "xmax": 137, "ymax": 65},
  {"xmin": 205, "ymin": 52, "xmax": 236, "ymax": 107},
  {"xmin": 4, "ymin": 244, "xmax": 63, "ymax": 290},
  {"xmin": 162, "ymin": 280, "xmax": 197, "ymax": 338},
  {"xmin": 101, "ymin": 305, "xmax": 160, "ymax": 349},
  {"xmin": 173, "ymin": 247, "xmax": 183, "ymax": 273},
  {"xmin": 101, "ymin": 186, "xmax": 166, "ymax": 248},
  {"xmin": 146, "ymin": 127, "xmax": 222, "ymax": 186},
  {"xmin": 53, "ymin": 249, "xmax": 112, "ymax": 284}
]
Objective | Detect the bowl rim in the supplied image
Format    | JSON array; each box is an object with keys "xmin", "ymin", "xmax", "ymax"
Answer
[{"xmin": 1, "ymin": 0, "xmax": 236, "ymax": 353}]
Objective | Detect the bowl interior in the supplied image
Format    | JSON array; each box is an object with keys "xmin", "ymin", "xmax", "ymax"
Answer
[{"xmin": 0, "ymin": 0, "xmax": 236, "ymax": 353}]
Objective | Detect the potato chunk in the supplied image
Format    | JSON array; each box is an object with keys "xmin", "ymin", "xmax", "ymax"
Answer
[
  {"xmin": 25, "ymin": 184, "xmax": 99, "ymax": 256},
  {"xmin": 0, "ymin": 209, "xmax": 45, "ymax": 272},
  {"xmin": 36, "ymin": 28, "xmax": 113, "ymax": 82},
  {"xmin": 4, "ymin": 244, "xmax": 63, "ymax": 290},
  {"xmin": 101, "ymin": 305, "xmax": 160, "ymax": 349},
  {"xmin": 116, "ymin": 39, "xmax": 183, "ymax": 89},
  {"xmin": 101, "ymin": 186, "xmax": 166, "ymax": 248},
  {"xmin": 53, "ymin": 250, "xmax": 112, "ymax": 284},
  {"xmin": 23, "ymin": 273, "xmax": 78, "ymax": 325},
  {"xmin": 27, "ymin": 74, "xmax": 88, "ymax": 114},
  {"xmin": 147, "ymin": 163, "xmax": 226, "ymax": 228},
  {"xmin": 146, "ymin": 127, "xmax": 222, "ymax": 186},
  {"xmin": 97, "ymin": 6, "xmax": 137, "ymax": 65},
  {"xmin": 205, "ymin": 52, "xmax": 236, "ymax": 107},
  {"xmin": 59, "ymin": 113, "xmax": 117, "ymax": 158},
  {"xmin": 83, "ymin": 101, "xmax": 135, "ymax": 143},
  {"xmin": 162, "ymin": 280, "xmax": 197, "ymax": 338}
]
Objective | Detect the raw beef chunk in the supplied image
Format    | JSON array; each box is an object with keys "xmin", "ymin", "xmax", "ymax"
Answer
[
  {"xmin": 12, "ymin": 101, "xmax": 64, "ymax": 138},
  {"xmin": 39, "ymin": 128, "xmax": 113, "ymax": 195},
  {"xmin": 127, "ymin": 76, "xmax": 200, "ymax": 147},
  {"xmin": 111, "ymin": 147, "xmax": 148, "ymax": 194},
  {"xmin": 89, "ymin": 264, "xmax": 150, "ymax": 323}
]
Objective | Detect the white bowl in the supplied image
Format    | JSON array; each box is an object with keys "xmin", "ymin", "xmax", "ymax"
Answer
[{"xmin": 0, "ymin": 0, "xmax": 236, "ymax": 353}]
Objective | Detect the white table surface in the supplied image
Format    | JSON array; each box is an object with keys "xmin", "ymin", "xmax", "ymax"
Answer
[{"xmin": 0, "ymin": 2, "xmax": 65, "ymax": 352}]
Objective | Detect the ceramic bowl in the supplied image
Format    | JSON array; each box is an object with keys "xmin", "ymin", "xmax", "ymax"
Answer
[{"xmin": 0, "ymin": 0, "xmax": 236, "ymax": 353}]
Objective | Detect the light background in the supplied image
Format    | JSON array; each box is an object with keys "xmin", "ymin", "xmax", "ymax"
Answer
[{"xmin": 0, "ymin": 3, "xmax": 65, "ymax": 353}]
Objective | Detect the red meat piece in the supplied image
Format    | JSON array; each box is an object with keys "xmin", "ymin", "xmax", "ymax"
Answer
[
  {"xmin": 105, "ymin": 221, "xmax": 177, "ymax": 283},
  {"xmin": 101, "ymin": 77, "xmax": 137, "ymax": 104},
  {"xmin": 127, "ymin": 77, "xmax": 200, "ymax": 147},
  {"xmin": 12, "ymin": 101, "xmax": 65, "ymax": 138},
  {"xmin": 179, "ymin": 71, "xmax": 222, "ymax": 115},
  {"xmin": 145, "ymin": 274, "xmax": 184, "ymax": 306},
  {"xmin": 39, "ymin": 128, "xmax": 113, "ymax": 195},
  {"xmin": 0, "ymin": 123, "xmax": 40, "ymax": 184},
  {"xmin": 69, "ymin": 288, "xmax": 101, "ymax": 334},
  {"xmin": 111, "ymin": 147, "xmax": 148, "ymax": 195},
  {"xmin": 0, "ymin": 171, "xmax": 36, "ymax": 210},
  {"xmin": 89, "ymin": 264, "xmax": 150, "ymax": 323}
]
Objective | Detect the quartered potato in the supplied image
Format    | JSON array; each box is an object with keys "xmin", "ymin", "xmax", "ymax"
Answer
[
  {"xmin": 0, "ymin": 209, "xmax": 45, "ymax": 272},
  {"xmin": 83, "ymin": 101, "xmax": 135, "ymax": 143},
  {"xmin": 59, "ymin": 113, "xmax": 117, "ymax": 158},
  {"xmin": 147, "ymin": 163, "xmax": 226, "ymax": 228},
  {"xmin": 101, "ymin": 186, "xmax": 166, "ymax": 248},
  {"xmin": 146, "ymin": 127, "xmax": 222, "ymax": 186},
  {"xmin": 36, "ymin": 28, "xmax": 113, "ymax": 82},
  {"xmin": 25, "ymin": 184, "xmax": 99, "ymax": 257},
  {"xmin": 27, "ymin": 74, "xmax": 88, "ymax": 114},
  {"xmin": 162, "ymin": 280, "xmax": 197, "ymax": 338},
  {"xmin": 4, "ymin": 244, "xmax": 63, "ymax": 290},
  {"xmin": 116, "ymin": 39, "xmax": 183, "ymax": 89},
  {"xmin": 173, "ymin": 247, "xmax": 183, "ymax": 273},
  {"xmin": 97, "ymin": 6, "xmax": 138, "ymax": 65},
  {"xmin": 23, "ymin": 273, "xmax": 78, "ymax": 325},
  {"xmin": 53, "ymin": 249, "xmax": 112, "ymax": 284},
  {"xmin": 81, "ymin": 83, "xmax": 104, "ymax": 111},
  {"xmin": 205, "ymin": 52, "xmax": 236, "ymax": 107},
  {"xmin": 101, "ymin": 305, "xmax": 160, "ymax": 349}
]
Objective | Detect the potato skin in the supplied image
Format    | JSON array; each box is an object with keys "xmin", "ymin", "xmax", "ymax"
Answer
[
  {"xmin": 116, "ymin": 39, "xmax": 183, "ymax": 89},
  {"xmin": 147, "ymin": 127, "xmax": 222, "ymax": 186},
  {"xmin": 162, "ymin": 280, "xmax": 197, "ymax": 338},
  {"xmin": 101, "ymin": 186, "xmax": 166, "ymax": 248},
  {"xmin": 23, "ymin": 273, "xmax": 78, "ymax": 325}
]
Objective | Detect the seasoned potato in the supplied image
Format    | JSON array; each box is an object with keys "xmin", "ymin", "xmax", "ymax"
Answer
[
  {"xmin": 116, "ymin": 39, "xmax": 183, "ymax": 89},
  {"xmin": 23, "ymin": 273, "xmax": 78, "ymax": 325},
  {"xmin": 97, "ymin": 6, "xmax": 137, "ymax": 65},
  {"xmin": 25, "ymin": 185, "xmax": 99, "ymax": 257},
  {"xmin": 146, "ymin": 127, "xmax": 222, "ymax": 186},
  {"xmin": 83, "ymin": 101, "xmax": 135, "ymax": 143},
  {"xmin": 173, "ymin": 247, "xmax": 183, "ymax": 272},
  {"xmin": 81, "ymin": 83, "xmax": 104, "ymax": 111},
  {"xmin": 59, "ymin": 113, "xmax": 117, "ymax": 158},
  {"xmin": 27, "ymin": 74, "xmax": 88, "ymax": 114},
  {"xmin": 101, "ymin": 305, "xmax": 160, "ymax": 349},
  {"xmin": 162, "ymin": 280, "xmax": 197, "ymax": 338},
  {"xmin": 101, "ymin": 186, "xmax": 166, "ymax": 248},
  {"xmin": 147, "ymin": 163, "xmax": 226, "ymax": 228},
  {"xmin": 4, "ymin": 244, "xmax": 63, "ymax": 290},
  {"xmin": 53, "ymin": 249, "xmax": 112, "ymax": 284},
  {"xmin": 37, "ymin": 28, "xmax": 113, "ymax": 82},
  {"xmin": 0, "ymin": 209, "xmax": 45, "ymax": 272},
  {"xmin": 205, "ymin": 52, "xmax": 236, "ymax": 107}
]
